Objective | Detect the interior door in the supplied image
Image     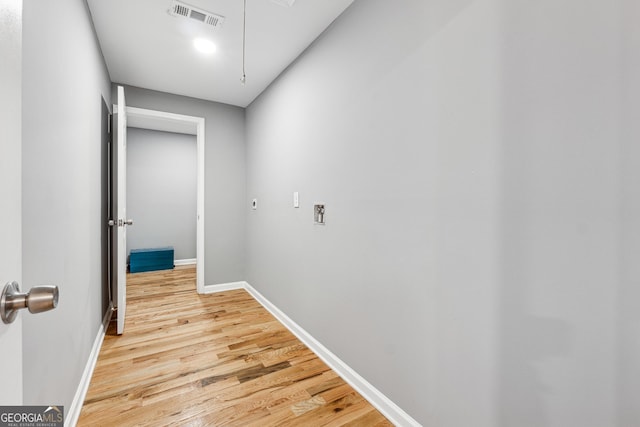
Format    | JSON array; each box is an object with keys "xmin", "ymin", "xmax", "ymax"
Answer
[
  {"xmin": 113, "ymin": 86, "xmax": 129, "ymax": 335},
  {"xmin": 0, "ymin": 0, "xmax": 24, "ymax": 404}
]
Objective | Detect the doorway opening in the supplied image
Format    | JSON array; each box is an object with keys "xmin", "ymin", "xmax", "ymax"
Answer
[{"xmin": 122, "ymin": 106, "xmax": 205, "ymax": 293}]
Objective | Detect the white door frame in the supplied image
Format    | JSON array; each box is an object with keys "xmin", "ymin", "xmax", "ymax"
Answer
[
  {"xmin": 124, "ymin": 106, "xmax": 206, "ymax": 293},
  {"xmin": 0, "ymin": 0, "xmax": 24, "ymax": 405}
]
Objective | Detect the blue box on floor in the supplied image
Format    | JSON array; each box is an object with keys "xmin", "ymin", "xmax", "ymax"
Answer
[{"xmin": 129, "ymin": 247, "xmax": 174, "ymax": 273}]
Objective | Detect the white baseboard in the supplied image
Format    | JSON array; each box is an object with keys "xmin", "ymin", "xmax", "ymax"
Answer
[
  {"xmin": 202, "ymin": 281, "xmax": 246, "ymax": 294},
  {"xmin": 66, "ymin": 308, "xmax": 112, "ymax": 427},
  {"xmin": 174, "ymin": 258, "xmax": 197, "ymax": 266},
  {"xmin": 204, "ymin": 281, "xmax": 421, "ymax": 426}
]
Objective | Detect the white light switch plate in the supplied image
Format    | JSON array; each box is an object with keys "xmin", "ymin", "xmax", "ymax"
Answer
[{"xmin": 293, "ymin": 192, "xmax": 299, "ymax": 208}]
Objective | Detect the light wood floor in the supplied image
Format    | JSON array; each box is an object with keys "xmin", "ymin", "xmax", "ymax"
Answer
[{"xmin": 78, "ymin": 266, "xmax": 391, "ymax": 426}]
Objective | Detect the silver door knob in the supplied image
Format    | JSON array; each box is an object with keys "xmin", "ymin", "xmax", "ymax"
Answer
[{"xmin": 1, "ymin": 282, "xmax": 59, "ymax": 324}]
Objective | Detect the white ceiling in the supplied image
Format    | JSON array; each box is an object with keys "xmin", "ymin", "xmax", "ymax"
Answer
[{"xmin": 87, "ymin": 0, "xmax": 354, "ymax": 108}]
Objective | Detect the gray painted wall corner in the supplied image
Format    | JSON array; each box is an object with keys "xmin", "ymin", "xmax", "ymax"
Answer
[{"xmin": 117, "ymin": 85, "xmax": 247, "ymax": 285}]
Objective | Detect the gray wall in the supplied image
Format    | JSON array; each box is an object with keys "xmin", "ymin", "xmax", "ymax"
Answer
[
  {"xmin": 246, "ymin": 0, "xmax": 628, "ymax": 425},
  {"xmin": 116, "ymin": 85, "xmax": 246, "ymax": 284},
  {"xmin": 619, "ymin": 0, "xmax": 640, "ymax": 425},
  {"xmin": 22, "ymin": 0, "xmax": 111, "ymax": 410},
  {"xmin": 126, "ymin": 128, "xmax": 197, "ymax": 261}
]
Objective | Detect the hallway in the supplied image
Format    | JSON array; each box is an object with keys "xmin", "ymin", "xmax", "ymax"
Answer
[{"xmin": 78, "ymin": 266, "xmax": 390, "ymax": 426}]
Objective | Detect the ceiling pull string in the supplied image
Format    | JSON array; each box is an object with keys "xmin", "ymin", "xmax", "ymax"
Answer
[{"xmin": 240, "ymin": 0, "xmax": 247, "ymax": 85}]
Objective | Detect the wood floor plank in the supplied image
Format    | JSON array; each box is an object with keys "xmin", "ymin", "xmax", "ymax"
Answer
[{"xmin": 78, "ymin": 266, "xmax": 391, "ymax": 426}]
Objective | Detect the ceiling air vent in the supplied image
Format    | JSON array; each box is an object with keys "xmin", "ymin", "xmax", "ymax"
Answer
[{"xmin": 168, "ymin": 0, "xmax": 225, "ymax": 28}]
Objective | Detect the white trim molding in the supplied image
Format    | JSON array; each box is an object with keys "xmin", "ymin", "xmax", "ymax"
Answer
[
  {"xmin": 203, "ymin": 281, "xmax": 421, "ymax": 426},
  {"xmin": 66, "ymin": 308, "xmax": 112, "ymax": 427},
  {"xmin": 174, "ymin": 258, "xmax": 197, "ymax": 266},
  {"xmin": 203, "ymin": 281, "xmax": 246, "ymax": 294}
]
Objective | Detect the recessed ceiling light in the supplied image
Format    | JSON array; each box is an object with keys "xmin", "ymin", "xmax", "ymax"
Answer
[
  {"xmin": 271, "ymin": 0, "xmax": 296, "ymax": 6},
  {"xmin": 193, "ymin": 38, "xmax": 216, "ymax": 54}
]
